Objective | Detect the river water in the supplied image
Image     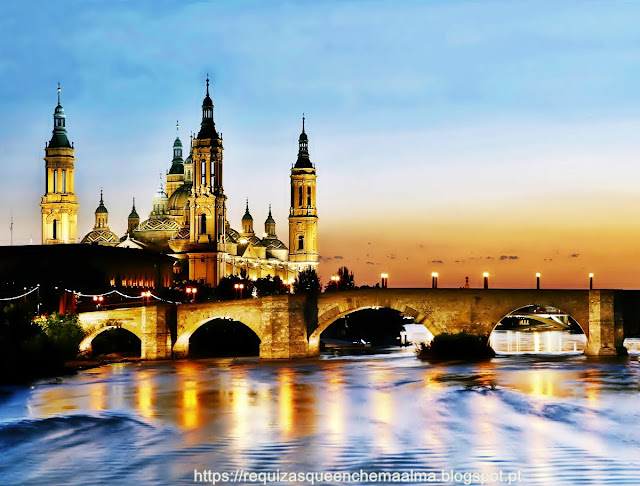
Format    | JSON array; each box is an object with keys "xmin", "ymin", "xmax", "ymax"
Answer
[{"xmin": 1, "ymin": 341, "xmax": 640, "ymax": 486}]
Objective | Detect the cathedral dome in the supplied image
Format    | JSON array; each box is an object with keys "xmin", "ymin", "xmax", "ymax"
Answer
[
  {"xmin": 137, "ymin": 217, "xmax": 181, "ymax": 231},
  {"xmin": 168, "ymin": 184, "xmax": 191, "ymax": 210},
  {"xmin": 260, "ymin": 238, "xmax": 287, "ymax": 250},
  {"xmin": 81, "ymin": 229, "xmax": 119, "ymax": 245}
]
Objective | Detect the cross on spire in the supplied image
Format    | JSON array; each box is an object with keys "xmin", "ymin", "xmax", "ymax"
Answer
[{"xmin": 57, "ymin": 82, "xmax": 61, "ymax": 105}]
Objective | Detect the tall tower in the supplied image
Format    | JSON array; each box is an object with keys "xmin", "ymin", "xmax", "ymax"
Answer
[
  {"xmin": 188, "ymin": 76, "xmax": 226, "ymax": 246},
  {"xmin": 41, "ymin": 84, "xmax": 78, "ymax": 244},
  {"xmin": 288, "ymin": 116, "xmax": 318, "ymax": 266}
]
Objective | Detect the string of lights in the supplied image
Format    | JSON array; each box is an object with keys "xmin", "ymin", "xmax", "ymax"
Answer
[
  {"xmin": 63, "ymin": 288, "xmax": 176, "ymax": 303},
  {"xmin": 0, "ymin": 285, "xmax": 40, "ymax": 301}
]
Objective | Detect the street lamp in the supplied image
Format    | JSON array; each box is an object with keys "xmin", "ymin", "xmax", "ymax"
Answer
[
  {"xmin": 536, "ymin": 272, "xmax": 541, "ymax": 290},
  {"xmin": 483, "ymin": 272, "xmax": 489, "ymax": 289},
  {"xmin": 185, "ymin": 286, "xmax": 198, "ymax": 303},
  {"xmin": 589, "ymin": 273, "xmax": 594, "ymax": 290},
  {"xmin": 381, "ymin": 273, "xmax": 388, "ymax": 289},
  {"xmin": 140, "ymin": 290, "xmax": 151, "ymax": 305},
  {"xmin": 92, "ymin": 295, "xmax": 104, "ymax": 309},
  {"xmin": 431, "ymin": 272, "xmax": 438, "ymax": 289},
  {"xmin": 331, "ymin": 275, "xmax": 340, "ymax": 290},
  {"xmin": 234, "ymin": 283, "xmax": 245, "ymax": 299}
]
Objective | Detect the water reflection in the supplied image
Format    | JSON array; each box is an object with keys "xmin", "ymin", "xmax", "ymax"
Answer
[
  {"xmin": 3, "ymin": 352, "xmax": 640, "ymax": 486},
  {"xmin": 491, "ymin": 330, "xmax": 586, "ymax": 354}
]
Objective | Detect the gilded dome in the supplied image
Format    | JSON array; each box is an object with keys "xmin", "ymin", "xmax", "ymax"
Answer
[
  {"xmin": 168, "ymin": 184, "xmax": 191, "ymax": 210},
  {"xmin": 260, "ymin": 238, "xmax": 287, "ymax": 250},
  {"xmin": 137, "ymin": 217, "xmax": 181, "ymax": 231},
  {"xmin": 171, "ymin": 227, "xmax": 190, "ymax": 241},
  {"xmin": 81, "ymin": 229, "xmax": 119, "ymax": 244}
]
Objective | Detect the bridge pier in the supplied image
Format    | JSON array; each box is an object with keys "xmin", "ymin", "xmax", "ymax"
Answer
[
  {"xmin": 259, "ymin": 296, "xmax": 311, "ymax": 359},
  {"xmin": 585, "ymin": 290, "xmax": 625, "ymax": 356},
  {"xmin": 139, "ymin": 305, "xmax": 172, "ymax": 360}
]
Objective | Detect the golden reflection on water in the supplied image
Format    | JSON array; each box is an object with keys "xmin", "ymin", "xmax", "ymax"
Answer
[
  {"xmin": 89, "ymin": 382, "xmax": 106, "ymax": 411},
  {"xmin": 180, "ymin": 362, "xmax": 201, "ymax": 430},
  {"xmin": 326, "ymin": 370, "xmax": 345, "ymax": 437},
  {"xmin": 230, "ymin": 367, "xmax": 252, "ymax": 446},
  {"xmin": 136, "ymin": 371, "xmax": 154, "ymax": 418},
  {"xmin": 369, "ymin": 368, "xmax": 394, "ymax": 452},
  {"xmin": 506, "ymin": 369, "xmax": 582, "ymax": 399},
  {"xmin": 278, "ymin": 368, "xmax": 295, "ymax": 437}
]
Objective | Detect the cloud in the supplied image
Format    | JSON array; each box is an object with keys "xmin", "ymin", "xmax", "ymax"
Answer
[
  {"xmin": 499, "ymin": 255, "xmax": 519, "ymax": 260},
  {"xmin": 366, "ymin": 261, "xmax": 374, "ymax": 265},
  {"xmin": 334, "ymin": 255, "xmax": 343, "ymax": 259},
  {"xmin": 389, "ymin": 254, "xmax": 396, "ymax": 260},
  {"xmin": 570, "ymin": 253, "xmax": 580, "ymax": 258},
  {"xmin": 431, "ymin": 260, "xmax": 443, "ymax": 264},
  {"xmin": 485, "ymin": 256, "xmax": 494, "ymax": 260}
]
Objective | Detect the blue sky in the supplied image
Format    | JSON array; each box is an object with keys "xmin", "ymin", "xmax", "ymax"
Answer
[{"xmin": 2, "ymin": 1, "xmax": 640, "ymax": 286}]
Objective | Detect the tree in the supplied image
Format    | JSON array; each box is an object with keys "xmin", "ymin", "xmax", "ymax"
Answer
[
  {"xmin": 35, "ymin": 313, "xmax": 85, "ymax": 360},
  {"xmin": 325, "ymin": 266, "xmax": 355, "ymax": 292},
  {"xmin": 253, "ymin": 275, "xmax": 288, "ymax": 297},
  {"xmin": 294, "ymin": 268, "xmax": 321, "ymax": 295}
]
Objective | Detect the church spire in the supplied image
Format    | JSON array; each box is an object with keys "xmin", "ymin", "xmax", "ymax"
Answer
[
  {"xmin": 49, "ymin": 83, "xmax": 71, "ymax": 148},
  {"xmin": 198, "ymin": 75, "xmax": 219, "ymax": 139},
  {"xmin": 294, "ymin": 114, "xmax": 313, "ymax": 169}
]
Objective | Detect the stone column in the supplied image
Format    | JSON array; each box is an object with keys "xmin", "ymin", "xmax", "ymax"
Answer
[{"xmin": 585, "ymin": 290, "xmax": 624, "ymax": 356}]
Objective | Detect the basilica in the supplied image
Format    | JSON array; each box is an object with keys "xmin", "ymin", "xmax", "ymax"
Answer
[{"xmin": 40, "ymin": 79, "xmax": 318, "ymax": 287}]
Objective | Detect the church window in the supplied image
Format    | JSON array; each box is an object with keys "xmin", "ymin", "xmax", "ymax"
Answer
[
  {"xmin": 52, "ymin": 219, "xmax": 57, "ymax": 240},
  {"xmin": 201, "ymin": 161, "xmax": 206, "ymax": 185},
  {"xmin": 291, "ymin": 186, "xmax": 294, "ymax": 207},
  {"xmin": 298, "ymin": 235, "xmax": 304, "ymax": 250},
  {"xmin": 53, "ymin": 170, "xmax": 57, "ymax": 193},
  {"xmin": 307, "ymin": 186, "xmax": 311, "ymax": 206},
  {"xmin": 210, "ymin": 160, "xmax": 215, "ymax": 187},
  {"xmin": 62, "ymin": 169, "xmax": 66, "ymax": 193},
  {"xmin": 200, "ymin": 214, "xmax": 207, "ymax": 234},
  {"xmin": 298, "ymin": 186, "xmax": 303, "ymax": 206}
]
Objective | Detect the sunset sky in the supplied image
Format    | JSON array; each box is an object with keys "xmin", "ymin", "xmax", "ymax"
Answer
[{"xmin": 2, "ymin": 1, "xmax": 640, "ymax": 288}]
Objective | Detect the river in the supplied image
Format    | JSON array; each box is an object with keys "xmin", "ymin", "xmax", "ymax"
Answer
[{"xmin": 1, "ymin": 340, "xmax": 640, "ymax": 485}]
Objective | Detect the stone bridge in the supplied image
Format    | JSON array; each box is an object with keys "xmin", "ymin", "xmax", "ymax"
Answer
[{"xmin": 77, "ymin": 288, "xmax": 640, "ymax": 359}]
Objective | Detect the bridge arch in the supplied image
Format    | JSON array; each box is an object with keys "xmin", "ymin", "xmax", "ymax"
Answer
[
  {"xmin": 311, "ymin": 292, "xmax": 437, "ymax": 354},
  {"xmin": 174, "ymin": 302, "xmax": 265, "ymax": 358},
  {"xmin": 79, "ymin": 322, "xmax": 143, "ymax": 356}
]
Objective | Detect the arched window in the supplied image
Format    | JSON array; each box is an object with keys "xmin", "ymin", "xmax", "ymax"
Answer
[
  {"xmin": 298, "ymin": 186, "xmax": 303, "ymax": 206},
  {"xmin": 52, "ymin": 219, "xmax": 57, "ymax": 240},
  {"xmin": 210, "ymin": 160, "xmax": 215, "ymax": 187},
  {"xmin": 201, "ymin": 161, "xmax": 206, "ymax": 185},
  {"xmin": 307, "ymin": 186, "xmax": 312, "ymax": 206},
  {"xmin": 298, "ymin": 235, "xmax": 304, "ymax": 251},
  {"xmin": 62, "ymin": 169, "xmax": 66, "ymax": 193},
  {"xmin": 200, "ymin": 214, "xmax": 207, "ymax": 234},
  {"xmin": 53, "ymin": 170, "xmax": 58, "ymax": 194}
]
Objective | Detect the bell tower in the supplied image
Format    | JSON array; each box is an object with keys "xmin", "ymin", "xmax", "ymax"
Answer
[
  {"xmin": 41, "ymin": 84, "xmax": 78, "ymax": 244},
  {"xmin": 288, "ymin": 116, "xmax": 318, "ymax": 266},
  {"xmin": 188, "ymin": 76, "xmax": 226, "ymax": 246}
]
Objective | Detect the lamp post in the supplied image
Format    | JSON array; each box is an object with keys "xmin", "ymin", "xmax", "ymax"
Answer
[
  {"xmin": 140, "ymin": 290, "xmax": 151, "ymax": 305},
  {"xmin": 92, "ymin": 295, "xmax": 104, "ymax": 309},
  {"xmin": 589, "ymin": 273, "xmax": 594, "ymax": 290},
  {"xmin": 536, "ymin": 272, "xmax": 541, "ymax": 290},
  {"xmin": 381, "ymin": 273, "xmax": 388, "ymax": 289},
  {"xmin": 185, "ymin": 286, "xmax": 197, "ymax": 303},
  {"xmin": 331, "ymin": 275, "xmax": 340, "ymax": 291},
  {"xmin": 234, "ymin": 283, "xmax": 245, "ymax": 299},
  {"xmin": 431, "ymin": 272, "xmax": 438, "ymax": 289},
  {"xmin": 483, "ymin": 272, "xmax": 489, "ymax": 289}
]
